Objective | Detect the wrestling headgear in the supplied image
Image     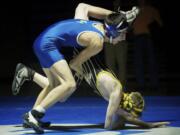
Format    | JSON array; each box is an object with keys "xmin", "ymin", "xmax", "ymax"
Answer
[
  {"xmin": 120, "ymin": 92, "xmax": 145, "ymax": 117},
  {"xmin": 104, "ymin": 12, "xmax": 128, "ymax": 43}
]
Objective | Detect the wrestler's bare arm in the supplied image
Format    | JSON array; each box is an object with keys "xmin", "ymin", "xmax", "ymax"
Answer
[
  {"xmin": 125, "ymin": 115, "xmax": 169, "ymax": 128},
  {"xmin": 117, "ymin": 109, "xmax": 170, "ymax": 128},
  {"xmin": 105, "ymin": 90, "xmax": 121, "ymax": 129},
  {"xmin": 104, "ymin": 81, "xmax": 122, "ymax": 129},
  {"xmin": 69, "ymin": 34, "xmax": 103, "ymax": 74},
  {"xmin": 74, "ymin": 3, "xmax": 113, "ymax": 20}
]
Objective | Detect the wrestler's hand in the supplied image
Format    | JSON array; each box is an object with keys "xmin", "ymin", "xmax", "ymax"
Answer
[
  {"xmin": 120, "ymin": 6, "xmax": 140, "ymax": 24},
  {"xmin": 69, "ymin": 61, "xmax": 83, "ymax": 76},
  {"xmin": 148, "ymin": 122, "xmax": 170, "ymax": 128}
]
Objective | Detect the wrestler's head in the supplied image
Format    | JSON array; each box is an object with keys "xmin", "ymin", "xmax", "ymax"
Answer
[
  {"xmin": 120, "ymin": 92, "xmax": 145, "ymax": 118},
  {"xmin": 104, "ymin": 12, "xmax": 128, "ymax": 44}
]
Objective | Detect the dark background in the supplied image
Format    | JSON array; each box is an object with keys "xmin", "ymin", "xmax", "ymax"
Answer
[{"xmin": 0, "ymin": 0, "xmax": 179, "ymax": 96}]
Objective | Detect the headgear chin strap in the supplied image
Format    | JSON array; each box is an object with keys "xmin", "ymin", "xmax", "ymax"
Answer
[{"xmin": 105, "ymin": 20, "xmax": 128, "ymax": 43}]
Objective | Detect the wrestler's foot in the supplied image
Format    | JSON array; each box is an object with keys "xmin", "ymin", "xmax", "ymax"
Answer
[
  {"xmin": 23, "ymin": 116, "xmax": 51, "ymax": 128},
  {"xmin": 12, "ymin": 63, "xmax": 34, "ymax": 95},
  {"xmin": 23, "ymin": 111, "xmax": 44, "ymax": 134}
]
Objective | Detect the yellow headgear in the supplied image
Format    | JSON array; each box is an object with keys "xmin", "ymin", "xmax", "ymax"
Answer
[{"xmin": 120, "ymin": 92, "xmax": 145, "ymax": 117}]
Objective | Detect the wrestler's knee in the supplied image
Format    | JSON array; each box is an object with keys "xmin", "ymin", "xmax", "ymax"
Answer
[
  {"xmin": 47, "ymin": 80, "xmax": 58, "ymax": 90},
  {"xmin": 46, "ymin": 84, "xmax": 55, "ymax": 91},
  {"xmin": 66, "ymin": 80, "xmax": 77, "ymax": 93}
]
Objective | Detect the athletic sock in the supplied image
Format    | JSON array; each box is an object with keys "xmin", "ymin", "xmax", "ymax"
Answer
[{"xmin": 34, "ymin": 105, "xmax": 46, "ymax": 114}]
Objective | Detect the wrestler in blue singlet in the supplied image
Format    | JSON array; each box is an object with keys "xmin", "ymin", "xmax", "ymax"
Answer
[{"xmin": 33, "ymin": 19, "xmax": 105, "ymax": 68}]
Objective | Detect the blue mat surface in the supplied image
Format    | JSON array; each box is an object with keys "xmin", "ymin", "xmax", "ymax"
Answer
[{"xmin": 0, "ymin": 96, "xmax": 180, "ymax": 134}]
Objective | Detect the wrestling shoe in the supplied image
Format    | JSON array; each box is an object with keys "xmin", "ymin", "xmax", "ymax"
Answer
[
  {"xmin": 23, "ymin": 113, "xmax": 51, "ymax": 128},
  {"xmin": 120, "ymin": 6, "xmax": 140, "ymax": 24},
  {"xmin": 23, "ymin": 110, "xmax": 44, "ymax": 134},
  {"xmin": 12, "ymin": 63, "xmax": 34, "ymax": 95}
]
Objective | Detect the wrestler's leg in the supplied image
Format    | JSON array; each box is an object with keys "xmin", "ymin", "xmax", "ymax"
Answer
[
  {"xmin": 12, "ymin": 63, "xmax": 77, "ymax": 104},
  {"xmin": 33, "ymin": 72, "xmax": 49, "ymax": 88},
  {"xmin": 32, "ymin": 69, "xmax": 57, "ymax": 109},
  {"xmin": 19, "ymin": 67, "xmax": 53, "ymax": 128},
  {"xmin": 38, "ymin": 60, "xmax": 76, "ymax": 109},
  {"xmin": 33, "ymin": 68, "xmax": 74, "ymax": 103},
  {"xmin": 23, "ymin": 68, "xmax": 56, "ymax": 133},
  {"xmin": 24, "ymin": 60, "xmax": 76, "ymax": 133}
]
